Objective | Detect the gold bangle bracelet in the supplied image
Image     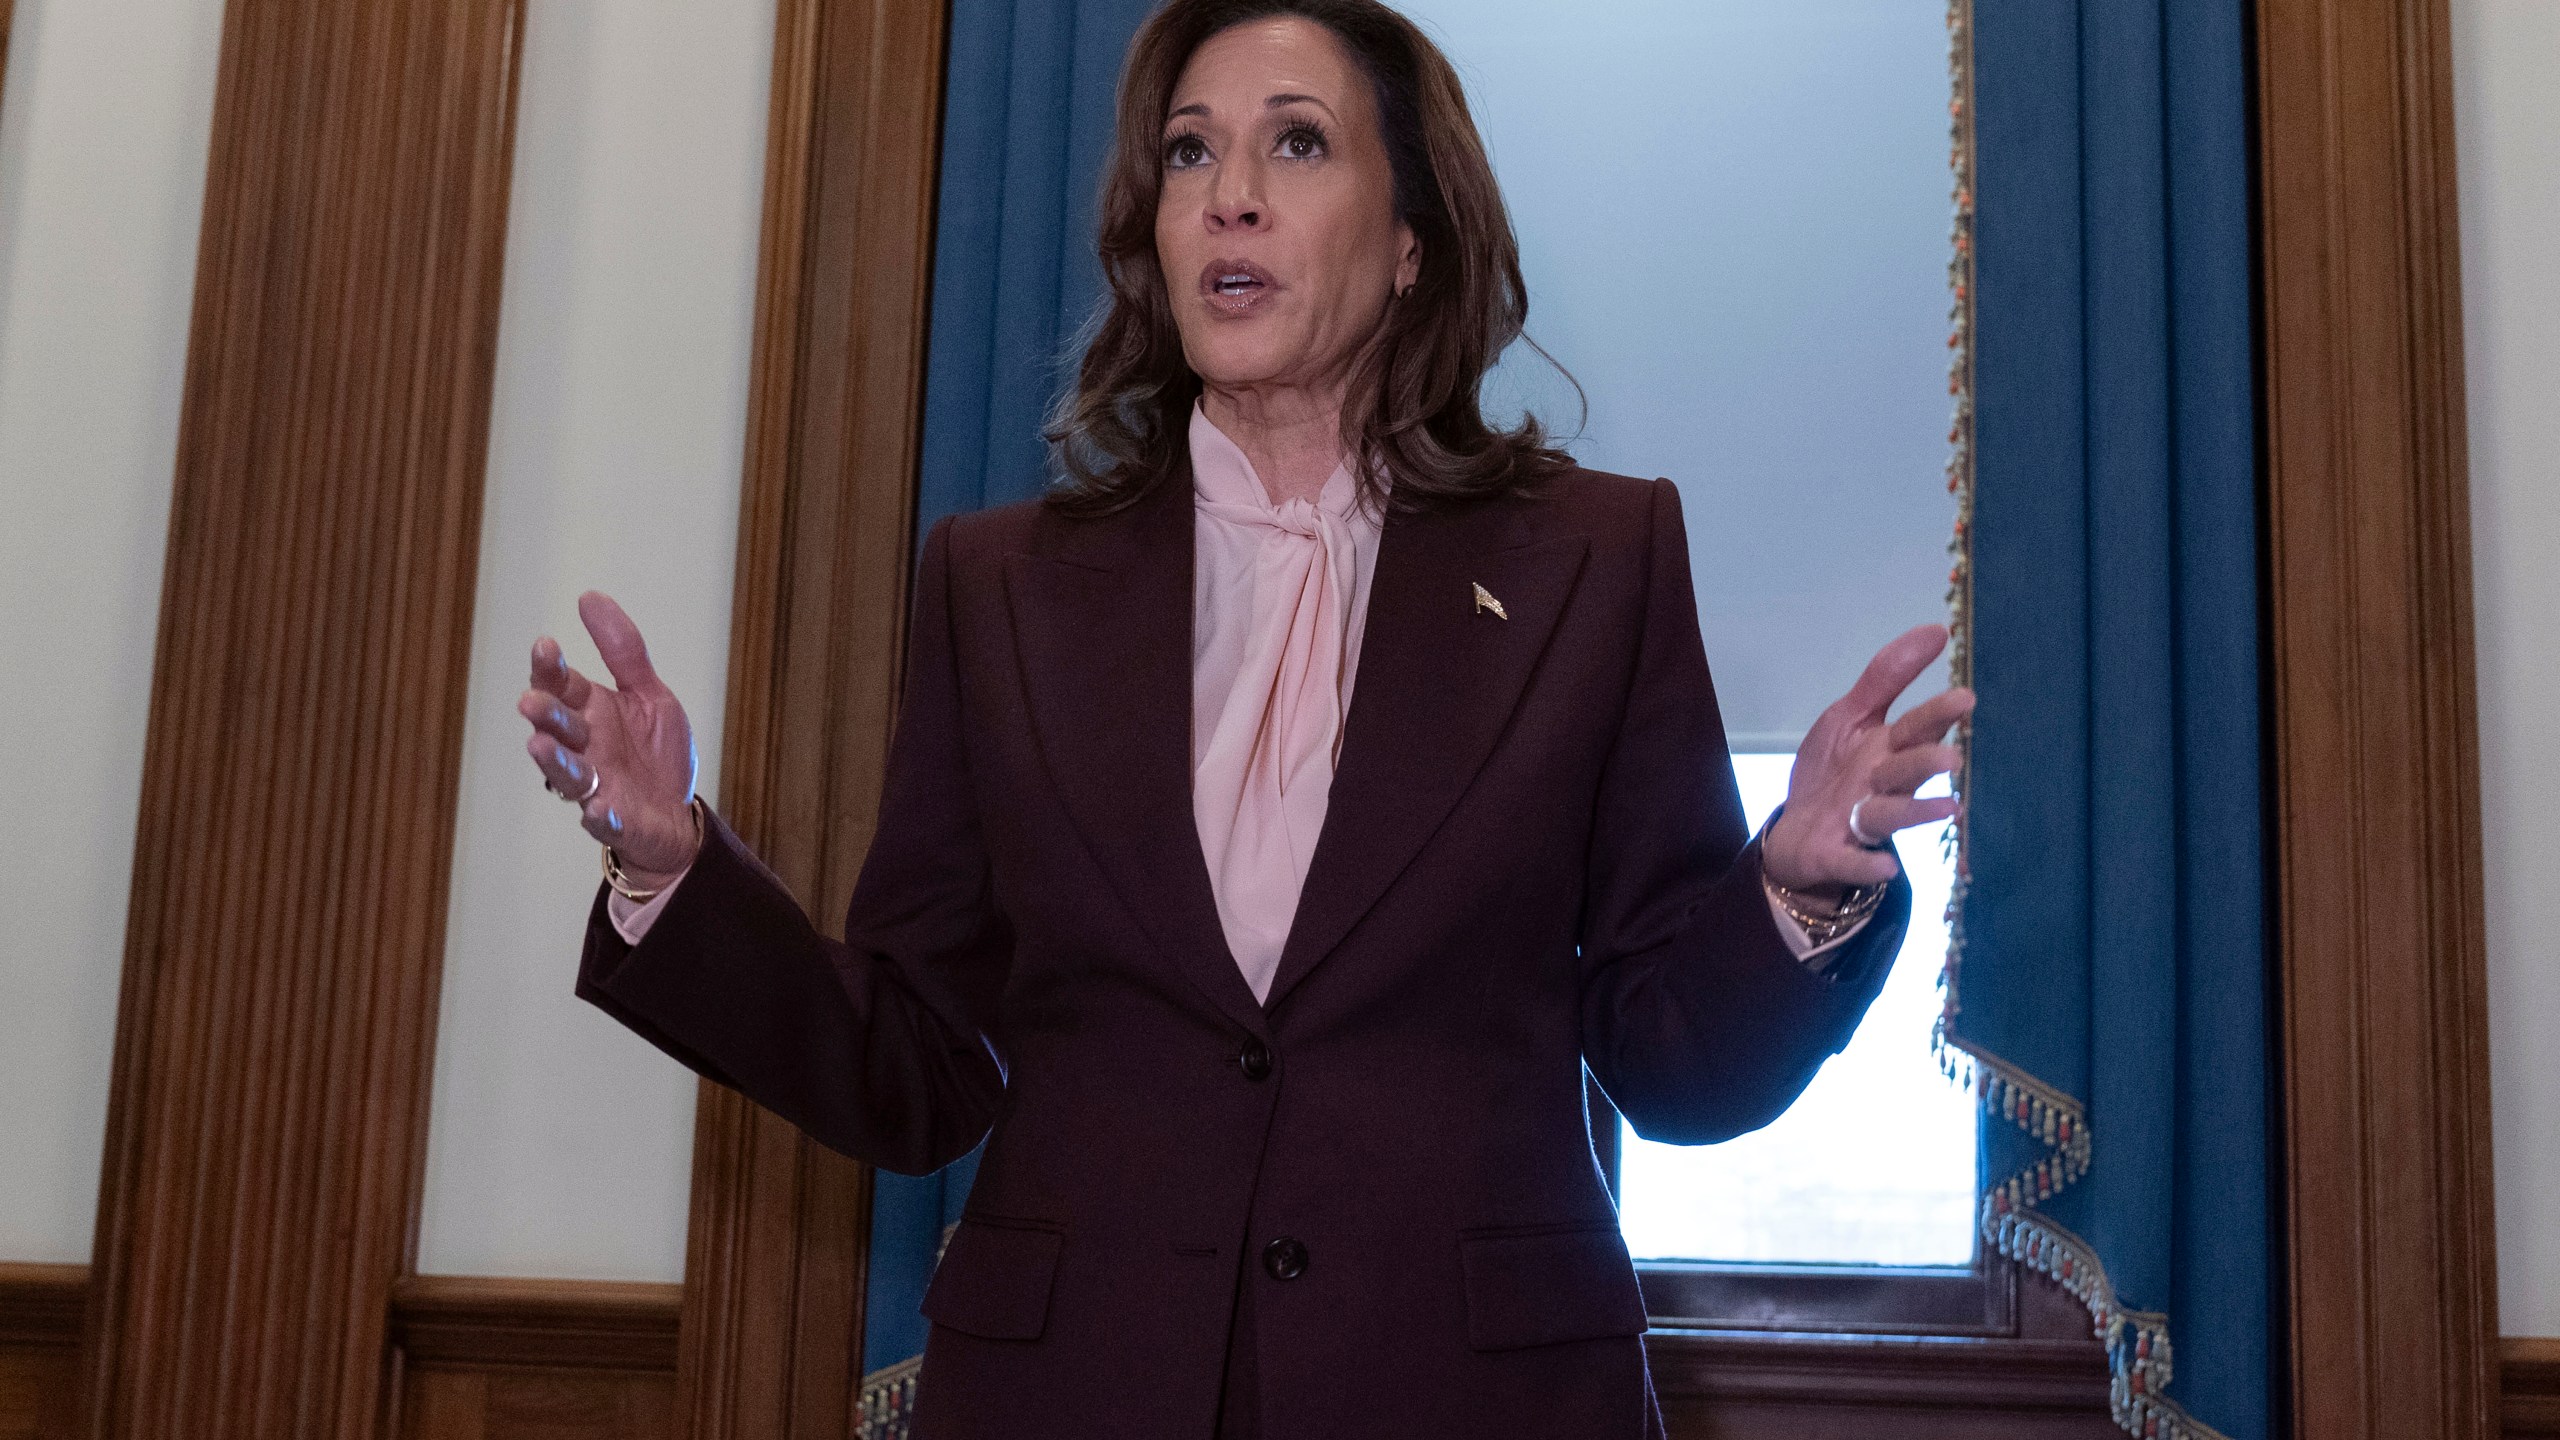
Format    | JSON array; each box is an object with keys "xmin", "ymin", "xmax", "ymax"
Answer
[
  {"xmin": 603, "ymin": 797, "xmax": 706, "ymax": 903},
  {"xmin": 1764, "ymin": 874, "xmax": 1886, "ymax": 948}
]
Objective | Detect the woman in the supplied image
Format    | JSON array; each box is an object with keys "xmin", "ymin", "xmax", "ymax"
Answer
[{"xmin": 519, "ymin": 1, "xmax": 1970, "ymax": 1435}]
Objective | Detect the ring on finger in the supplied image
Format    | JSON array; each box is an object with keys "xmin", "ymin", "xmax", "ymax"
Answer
[
  {"xmin": 1847, "ymin": 796, "xmax": 1893, "ymax": 851},
  {"xmin": 547, "ymin": 766, "xmax": 601, "ymax": 805}
]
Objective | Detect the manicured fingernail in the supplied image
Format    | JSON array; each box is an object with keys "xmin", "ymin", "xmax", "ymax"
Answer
[
  {"xmin": 556, "ymin": 747, "xmax": 580, "ymax": 777},
  {"xmin": 549, "ymin": 705, "xmax": 569, "ymax": 731},
  {"xmin": 605, "ymin": 809, "xmax": 622, "ymax": 833}
]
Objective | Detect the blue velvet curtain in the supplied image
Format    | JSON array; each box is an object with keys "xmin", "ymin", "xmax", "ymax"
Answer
[
  {"xmin": 913, "ymin": 0, "xmax": 1163, "ymax": 525},
  {"xmin": 1955, "ymin": 2, "xmax": 2274, "ymax": 1437},
  {"xmin": 857, "ymin": 1, "xmax": 1157, "ymax": 1431}
]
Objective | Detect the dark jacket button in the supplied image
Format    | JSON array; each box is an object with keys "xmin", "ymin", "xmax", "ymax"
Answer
[
  {"xmin": 1262, "ymin": 1236, "xmax": 1308, "ymax": 1280},
  {"xmin": 1237, "ymin": 1038, "xmax": 1272, "ymax": 1081}
]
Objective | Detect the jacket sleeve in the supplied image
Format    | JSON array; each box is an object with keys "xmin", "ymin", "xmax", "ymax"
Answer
[
  {"xmin": 574, "ymin": 515, "xmax": 1011, "ymax": 1176},
  {"xmin": 1577, "ymin": 479, "xmax": 1909, "ymax": 1146}
]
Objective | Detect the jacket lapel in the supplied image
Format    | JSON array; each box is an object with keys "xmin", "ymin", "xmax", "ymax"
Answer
[
  {"xmin": 1262, "ymin": 498, "xmax": 1591, "ymax": 1013},
  {"xmin": 1001, "ymin": 471, "xmax": 1272, "ymax": 1039}
]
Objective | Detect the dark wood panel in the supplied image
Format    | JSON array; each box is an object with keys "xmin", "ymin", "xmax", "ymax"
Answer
[
  {"xmin": 2509, "ymin": 1339, "xmax": 2560, "ymax": 1440},
  {"xmin": 62, "ymin": 1265, "xmax": 2560, "ymax": 1437},
  {"xmin": 0, "ymin": 1351, "xmax": 78, "ymax": 1440},
  {"xmin": 673, "ymin": 0, "xmax": 949, "ymax": 1436},
  {"xmin": 390, "ymin": 1277, "xmax": 681, "ymax": 1374},
  {"xmin": 1649, "ymin": 1333, "xmax": 2115, "ymax": 1439},
  {"xmin": 1649, "ymin": 1240, "xmax": 2109, "ymax": 1437},
  {"xmin": 2254, "ymin": 0, "xmax": 2503, "ymax": 1436},
  {"xmin": 399, "ymin": 1369, "xmax": 676, "ymax": 1440},
  {"xmin": 0, "ymin": 1266, "xmax": 82, "ymax": 1440},
  {"xmin": 77, "ymin": 0, "xmax": 527, "ymax": 1436},
  {"xmin": 390, "ymin": 1277, "xmax": 681, "ymax": 1440}
]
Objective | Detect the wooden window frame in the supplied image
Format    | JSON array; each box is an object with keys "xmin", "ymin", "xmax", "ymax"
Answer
[{"xmin": 1588, "ymin": 1079, "xmax": 2030, "ymax": 1342}]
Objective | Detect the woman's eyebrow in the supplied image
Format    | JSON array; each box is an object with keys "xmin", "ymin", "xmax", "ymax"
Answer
[
  {"xmin": 1264, "ymin": 92, "xmax": 1336, "ymax": 118},
  {"xmin": 1166, "ymin": 93, "xmax": 1334, "ymax": 127}
]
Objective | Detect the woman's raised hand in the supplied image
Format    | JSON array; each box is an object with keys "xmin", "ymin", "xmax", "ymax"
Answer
[
  {"xmin": 520, "ymin": 592, "xmax": 702, "ymax": 884},
  {"xmin": 1762, "ymin": 623, "xmax": 1975, "ymax": 894}
]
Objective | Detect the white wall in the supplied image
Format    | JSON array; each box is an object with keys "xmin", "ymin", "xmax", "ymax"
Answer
[
  {"xmin": 2454, "ymin": 0, "xmax": 2560, "ymax": 1340},
  {"xmin": 1395, "ymin": 0, "xmax": 1956, "ymax": 747},
  {"xmin": 418, "ymin": 0, "xmax": 775, "ymax": 1282},
  {"xmin": 0, "ymin": 0, "xmax": 225, "ymax": 1262}
]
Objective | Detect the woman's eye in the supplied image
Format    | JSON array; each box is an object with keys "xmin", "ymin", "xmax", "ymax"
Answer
[
  {"xmin": 1165, "ymin": 135, "xmax": 1209, "ymax": 169},
  {"xmin": 1277, "ymin": 126, "xmax": 1326, "ymax": 160}
]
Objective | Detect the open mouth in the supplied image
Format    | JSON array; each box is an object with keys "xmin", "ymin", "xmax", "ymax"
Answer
[{"xmin": 1200, "ymin": 259, "xmax": 1277, "ymax": 313}]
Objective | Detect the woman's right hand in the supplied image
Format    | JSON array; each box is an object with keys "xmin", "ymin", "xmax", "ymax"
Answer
[{"xmin": 521, "ymin": 591, "xmax": 702, "ymax": 884}]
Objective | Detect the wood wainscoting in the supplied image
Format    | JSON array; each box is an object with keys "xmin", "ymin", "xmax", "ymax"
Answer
[
  {"xmin": 1650, "ymin": 1255, "xmax": 2115, "ymax": 1438},
  {"xmin": 5, "ymin": 1269, "xmax": 688, "ymax": 1440},
  {"xmin": 14, "ymin": 1254, "xmax": 2560, "ymax": 1439},
  {"xmin": 388, "ymin": 1277, "xmax": 682, "ymax": 1440},
  {"xmin": 2508, "ymin": 1340, "xmax": 2560, "ymax": 1440},
  {"xmin": 0, "ymin": 1266, "xmax": 81, "ymax": 1440}
]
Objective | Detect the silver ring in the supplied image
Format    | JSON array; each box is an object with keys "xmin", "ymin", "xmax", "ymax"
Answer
[
  {"xmin": 1847, "ymin": 797, "xmax": 1891, "ymax": 851},
  {"xmin": 548, "ymin": 765, "xmax": 601, "ymax": 805}
]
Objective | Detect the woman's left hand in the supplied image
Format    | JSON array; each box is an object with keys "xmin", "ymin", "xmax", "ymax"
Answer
[{"xmin": 1762, "ymin": 623, "xmax": 1976, "ymax": 894}]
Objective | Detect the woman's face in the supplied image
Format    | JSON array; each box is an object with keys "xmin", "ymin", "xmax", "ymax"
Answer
[{"xmin": 1154, "ymin": 17, "xmax": 1421, "ymax": 401}]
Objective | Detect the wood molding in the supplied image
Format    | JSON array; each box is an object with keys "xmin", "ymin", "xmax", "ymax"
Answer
[
  {"xmin": 673, "ymin": 0, "xmax": 949, "ymax": 1435},
  {"xmin": 389, "ymin": 1276, "xmax": 681, "ymax": 1375},
  {"xmin": 0, "ymin": 1268, "xmax": 82, "ymax": 1354},
  {"xmin": 2507, "ymin": 1339, "xmax": 2560, "ymax": 1440},
  {"xmin": 2256, "ymin": 0, "xmax": 2502, "ymax": 1436},
  {"xmin": 1650, "ymin": 1332, "xmax": 2111, "ymax": 1409},
  {"xmin": 0, "ymin": 1267, "xmax": 82, "ymax": 1440},
  {"xmin": 387, "ymin": 1278, "xmax": 679, "ymax": 1440},
  {"xmin": 77, "ymin": 1, "xmax": 527, "ymax": 1436},
  {"xmin": 1649, "ymin": 1261, "xmax": 2112, "ymax": 1436}
]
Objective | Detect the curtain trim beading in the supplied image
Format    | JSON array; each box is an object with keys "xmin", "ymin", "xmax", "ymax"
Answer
[
  {"xmin": 1936, "ymin": 7, "xmax": 2227, "ymax": 1436},
  {"xmin": 856, "ymin": 1355, "xmax": 924, "ymax": 1440},
  {"xmin": 857, "ymin": 1221, "xmax": 958, "ymax": 1440}
]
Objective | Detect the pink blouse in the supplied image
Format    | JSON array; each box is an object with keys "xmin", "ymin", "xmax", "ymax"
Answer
[
  {"xmin": 609, "ymin": 406, "xmax": 1856, "ymax": 984},
  {"xmin": 1183, "ymin": 404, "xmax": 1382, "ymax": 1002}
]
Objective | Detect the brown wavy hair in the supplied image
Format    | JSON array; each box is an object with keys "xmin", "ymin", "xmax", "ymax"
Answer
[{"xmin": 1044, "ymin": 0, "xmax": 1577, "ymax": 515}]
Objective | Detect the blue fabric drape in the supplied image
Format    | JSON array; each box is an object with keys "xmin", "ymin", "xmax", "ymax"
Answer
[
  {"xmin": 1955, "ymin": 2, "xmax": 2273, "ymax": 1437},
  {"xmin": 914, "ymin": 0, "xmax": 1163, "ymax": 524},
  {"xmin": 858, "ymin": 2, "xmax": 1156, "ymax": 1430}
]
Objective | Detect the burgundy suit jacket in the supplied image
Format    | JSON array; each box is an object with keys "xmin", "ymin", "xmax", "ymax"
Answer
[{"xmin": 577, "ymin": 462, "xmax": 1907, "ymax": 1439}]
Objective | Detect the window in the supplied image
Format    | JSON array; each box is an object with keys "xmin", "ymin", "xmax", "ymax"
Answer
[
  {"xmin": 1390, "ymin": 0, "xmax": 2035, "ymax": 1354},
  {"xmin": 1613, "ymin": 753, "xmax": 1975, "ymax": 1270}
]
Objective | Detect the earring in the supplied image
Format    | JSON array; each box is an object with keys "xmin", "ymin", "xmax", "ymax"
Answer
[{"xmin": 1395, "ymin": 282, "xmax": 1414, "ymax": 301}]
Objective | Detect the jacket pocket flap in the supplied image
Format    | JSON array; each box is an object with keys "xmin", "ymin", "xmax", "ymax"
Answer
[
  {"xmin": 1457, "ymin": 1224, "xmax": 1648, "ymax": 1351},
  {"xmin": 919, "ymin": 1216, "xmax": 1065, "ymax": 1341}
]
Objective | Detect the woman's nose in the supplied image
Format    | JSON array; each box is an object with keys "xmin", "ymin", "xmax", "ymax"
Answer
[
  {"xmin": 1207, "ymin": 202, "xmax": 1264, "ymax": 232},
  {"xmin": 1206, "ymin": 164, "xmax": 1266, "ymax": 232}
]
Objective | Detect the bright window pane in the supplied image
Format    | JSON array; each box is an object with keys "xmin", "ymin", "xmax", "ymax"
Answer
[{"xmin": 1614, "ymin": 752, "xmax": 1977, "ymax": 1266}]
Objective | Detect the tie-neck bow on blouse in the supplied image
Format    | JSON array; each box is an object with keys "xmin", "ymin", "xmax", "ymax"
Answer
[{"xmin": 1185, "ymin": 403, "xmax": 1384, "ymax": 1005}]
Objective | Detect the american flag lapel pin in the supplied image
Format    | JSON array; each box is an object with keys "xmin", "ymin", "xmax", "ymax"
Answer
[{"xmin": 1471, "ymin": 582, "xmax": 1508, "ymax": 620}]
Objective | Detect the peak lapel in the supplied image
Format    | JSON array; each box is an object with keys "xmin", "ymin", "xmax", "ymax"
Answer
[
  {"xmin": 1262, "ymin": 501, "xmax": 1591, "ymax": 1013},
  {"xmin": 1000, "ymin": 473, "xmax": 1270, "ymax": 1038}
]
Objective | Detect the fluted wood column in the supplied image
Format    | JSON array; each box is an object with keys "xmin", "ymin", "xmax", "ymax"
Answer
[
  {"xmin": 2258, "ymin": 0, "xmax": 2502, "ymax": 1435},
  {"xmin": 673, "ymin": 0, "xmax": 947, "ymax": 1434},
  {"xmin": 79, "ymin": 2, "xmax": 525, "ymax": 1437}
]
